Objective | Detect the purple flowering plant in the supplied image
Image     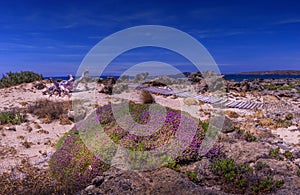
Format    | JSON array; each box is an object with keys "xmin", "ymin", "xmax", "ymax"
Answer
[{"xmin": 50, "ymin": 101, "xmax": 216, "ymax": 187}]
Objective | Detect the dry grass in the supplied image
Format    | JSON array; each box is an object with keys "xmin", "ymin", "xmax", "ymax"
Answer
[
  {"xmin": 18, "ymin": 101, "xmax": 28, "ymax": 106},
  {"xmin": 140, "ymin": 90, "xmax": 155, "ymax": 104},
  {"xmin": 16, "ymin": 135, "xmax": 25, "ymax": 140},
  {"xmin": 34, "ymin": 122, "xmax": 42, "ymax": 129},
  {"xmin": 37, "ymin": 129, "xmax": 49, "ymax": 134},
  {"xmin": 183, "ymin": 97, "xmax": 198, "ymax": 106},
  {"xmin": 254, "ymin": 110, "xmax": 264, "ymax": 118},
  {"xmin": 259, "ymin": 118, "xmax": 276, "ymax": 129},
  {"xmin": 21, "ymin": 141, "xmax": 34, "ymax": 148},
  {"xmin": 0, "ymin": 146, "xmax": 17, "ymax": 158},
  {"xmin": 0, "ymin": 159, "xmax": 78, "ymax": 194},
  {"xmin": 27, "ymin": 99, "xmax": 72, "ymax": 124},
  {"xmin": 225, "ymin": 110, "xmax": 239, "ymax": 118},
  {"xmin": 59, "ymin": 115, "xmax": 72, "ymax": 125}
]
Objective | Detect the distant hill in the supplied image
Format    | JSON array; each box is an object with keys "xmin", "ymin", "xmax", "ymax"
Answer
[{"xmin": 238, "ymin": 70, "xmax": 300, "ymax": 75}]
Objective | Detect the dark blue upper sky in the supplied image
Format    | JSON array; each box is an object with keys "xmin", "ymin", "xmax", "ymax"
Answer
[{"xmin": 0, "ymin": 0, "xmax": 299, "ymax": 76}]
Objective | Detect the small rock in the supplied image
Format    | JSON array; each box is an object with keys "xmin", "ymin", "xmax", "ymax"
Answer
[
  {"xmin": 170, "ymin": 95, "xmax": 178, "ymax": 99},
  {"xmin": 92, "ymin": 176, "xmax": 104, "ymax": 187},
  {"xmin": 294, "ymin": 159, "xmax": 300, "ymax": 167},
  {"xmin": 121, "ymin": 181, "xmax": 132, "ymax": 191},
  {"xmin": 68, "ymin": 108, "xmax": 86, "ymax": 121},
  {"xmin": 183, "ymin": 97, "xmax": 198, "ymax": 106},
  {"xmin": 33, "ymin": 82, "xmax": 46, "ymax": 90},
  {"xmin": 277, "ymin": 143, "xmax": 290, "ymax": 151},
  {"xmin": 84, "ymin": 185, "xmax": 95, "ymax": 191},
  {"xmin": 225, "ymin": 110, "xmax": 239, "ymax": 118},
  {"xmin": 209, "ymin": 116, "xmax": 235, "ymax": 133},
  {"xmin": 5, "ymin": 126, "xmax": 16, "ymax": 131},
  {"xmin": 25, "ymin": 126, "xmax": 33, "ymax": 132},
  {"xmin": 221, "ymin": 116, "xmax": 235, "ymax": 133}
]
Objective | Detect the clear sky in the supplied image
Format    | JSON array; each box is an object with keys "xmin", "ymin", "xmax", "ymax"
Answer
[{"xmin": 0, "ymin": 0, "xmax": 299, "ymax": 76}]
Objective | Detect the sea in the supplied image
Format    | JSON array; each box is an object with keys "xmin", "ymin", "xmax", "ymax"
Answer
[
  {"xmin": 224, "ymin": 74, "xmax": 300, "ymax": 82},
  {"xmin": 45, "ymin": 74, "xmax": 300, "ymax": 82}
]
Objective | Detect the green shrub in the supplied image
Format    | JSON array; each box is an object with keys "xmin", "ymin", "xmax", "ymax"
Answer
[
  {"xmin": 276, "ymin": 119, "xmax": 292, "ymax": 128},
  {"xmin": 269, "ymin": 147, "xmax": 281, "ymax": 159},
  {"xmin": 186, "ymin": 170, "xmax": 200, "ymax": 184},
  {"xmin": 263, "ymin": 84, "xmax": 293, "ymax": 91},
  {"xmin": 252, "ymin": 178, "xmax": 284, "ymax": 193},
  {"xmin": 201, "ymin": 122, "xmax": 209, "ymax": 132},
  {"xmin": 211, "ymin": 158, "xmax": 251, "ymax": 184},
  {"xmin": 163, "ymin": 160, "xmax": 181, "ymax": 171},
  {"xmin": 263, "ymin": 84, "xmax": 277, "ymax": 90},
  {"xmin": 283, "ymin": 150, "xmax": 293, "ymax": 160},
  {"xmin": 244, "ymin": 131, "xmax": 258, "ymax": 142},
  {"xmin": 0, "ymin": 71, "xmax": 43, "ymax": 88},
  {"xmin": 285, "ymin": 113, "xmax": 293, "ymax": 120},
  {"xmin": 279, "ymin": 86, "xmax": 293, "ymax": 90},
  {"xmin": 0, "ymin": 110, "xmax": 26, "ymax": 125},
  {"xmin": 211, "ymin": 158, "xmax": 283, "ymax": 194},
  {"xmin": 252, "ymin": 177, "xmax": 283, "ymax": 193},
  {"xmin": 256, "ymin": 161, "xmax": 269, "ymax": 170}
]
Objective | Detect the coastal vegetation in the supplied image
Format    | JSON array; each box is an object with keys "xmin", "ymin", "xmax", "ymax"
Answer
[
  {"xmin": 48, "ymin": 102, "xmax": 285, "ymax": 194},
  {"xmin": 49, "ymin": 129, "xmax": 110, "ymax": 191},
  {"xmin": 0, "ymin": 110, "xmax": 26, "ymax": 125},
  {"xmin": 263, "ymin": 84, "xmax": 293, "ymax": 90},
  {"xmin": 27, "ymin": 99, "xmax": 72, "ymax": 124},
  {"xmin": 0, "ymin": 71, "xmax": 43, "ymax": 89},
  {"xmin": 211, "ymin": 158, "xmax": 284, "ymax": 194},
  {"xmin": 49, "ymin": 102, "xmax": 205, "ymax": 189}
]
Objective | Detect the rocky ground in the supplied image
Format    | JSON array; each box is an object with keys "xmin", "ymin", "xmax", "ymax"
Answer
[{"xmin": 0, "ymin": 76, "xmax": 299, "ymax": 194}]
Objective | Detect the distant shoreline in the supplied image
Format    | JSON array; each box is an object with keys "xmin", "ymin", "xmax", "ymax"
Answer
[
  {"xmin": 45, "ymin": 74, "xmax": 300, "ymax": 83},
  {"xmin": 232, "ymin": 70, "xmax": 300, "ymax": 75},
  {"xmin": 42, "ymin": 70, "xmax": 300, "ymax": 79}
]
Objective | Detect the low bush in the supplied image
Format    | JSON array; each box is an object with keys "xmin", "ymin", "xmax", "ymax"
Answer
[
  {"xmin": 255, "ymin": 161, "xmax": 269, "ymax": 171},
  {"xmin": 285, "ymin": 113, "xmax": 293, "ymax": 120},
  {"xmin": 49, "ymin": 129, "xmax": 110, "ymax": 191},
  {"xmin": 211, "ymin": 158, "xmax": 283, "ymax": 194},
  {"xmin": 275, "ymin": 118, "xmax": 292, "ymax": 128},
  {"xmin": 283, "ymin": 150, "xmax": 293, "ymax": 160},
  {"xmin": 0, "ymin": 71, "xmax": 43, "ymax": 88},
  {"xmin": 263, "ymin": 84, "xmax": 293, "ymax": 91},
  {"xmin": 27, "ymin": 99, "xmax": 72, "ymax": 124},
  {"xmin": 0, "ymin": 110, "xmax": 26, "ymax": 125},
  {"xmin": 0, "ymin": 159, "xmax": 75, "ymax": 194},
  {"xmin": 100, "ymin": 102, "xmax": 205, "ymax": 168},
  {"xmin": 269, "ymin": 147, "xmax": 282, "ymax": 159},
  {"xmin": 252, "ymin": 177, "xmax": 284, "ymax": 193},
  {"xmin": 186, "ymin": 170, "xmax": 200, "ymax": 184},
  {"xmin": 244, "ymin": 131, "xmax": 258, "ymax": 142}
]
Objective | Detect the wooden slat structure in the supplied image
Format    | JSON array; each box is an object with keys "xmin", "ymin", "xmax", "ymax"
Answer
[{"xmin": 131, "ymin": 85, "xmax": 263, "ymax": 109}]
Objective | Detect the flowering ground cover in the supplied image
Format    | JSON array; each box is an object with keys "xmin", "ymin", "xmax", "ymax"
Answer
[{"xmin": 50, "ymin": 102, "xmax": 207, "ymax": 186}]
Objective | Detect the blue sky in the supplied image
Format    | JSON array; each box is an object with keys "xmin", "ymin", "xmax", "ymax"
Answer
[{"xmin": 0, "ymin": 0, "xmax": 299, "ymax": 76}]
